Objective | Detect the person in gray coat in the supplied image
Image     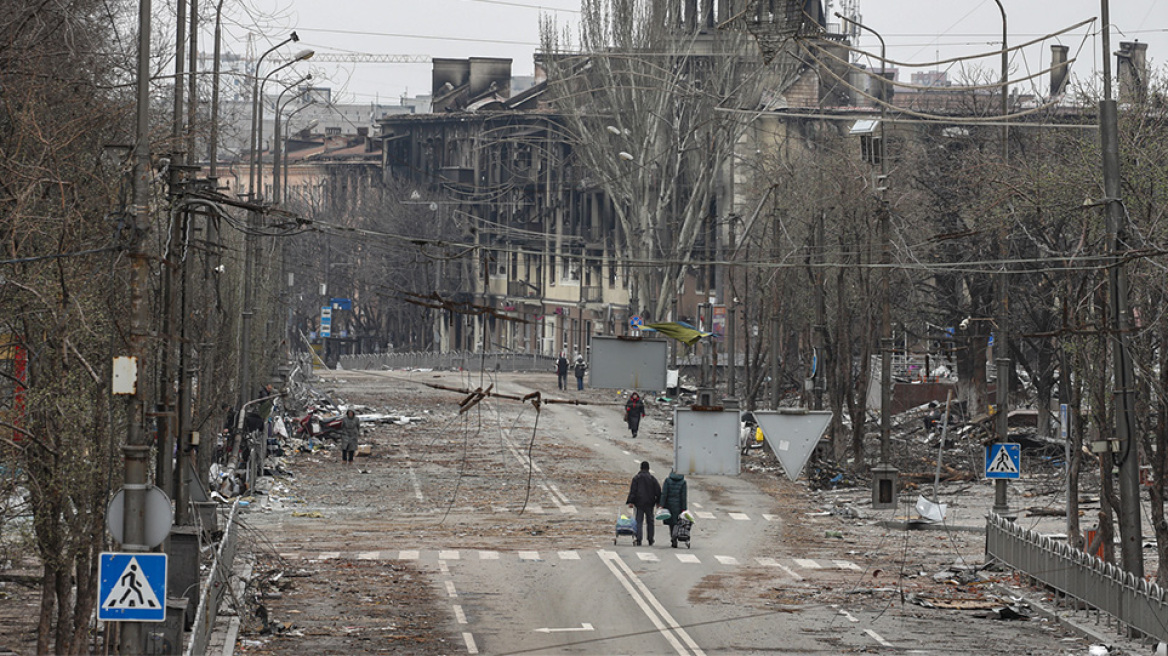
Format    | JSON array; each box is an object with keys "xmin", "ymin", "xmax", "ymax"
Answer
[
  {"xmin": 340, "ymin": 409, "xmax": 360, "ymax": 464},
  {"xmin": 660, "ymin": 470, "xmax": 688, "ymax": 547}
]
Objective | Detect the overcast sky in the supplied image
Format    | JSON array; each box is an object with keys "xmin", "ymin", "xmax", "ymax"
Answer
[{"xmin": 222, "ymin": 0, "xmax": 1168, "ymax": 105}]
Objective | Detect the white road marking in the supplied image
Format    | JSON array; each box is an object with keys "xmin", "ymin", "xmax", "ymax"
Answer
[
  {"xmin": 833, "ymin": 605, "xmax": 859, "ymax": 623},
  {"xmin": 439, "ymin": 550, "xmax": 460, "ymax": 560},
  {"xmin": 727, "ymin": 513, "xmax": 750, "ymax": 521},
  {"xmin": 534, "ymin": 623, "xmax": 594, "ymax": 633},
  {"xmin": 398, "ymin": 550, "xmax": 419, "ymax": 560},
  {"xmin": 462, "ymin": 631, "xmax": 479, "ymax": 654},
  {"xmin": 357, "ymin": 551, "xmax": 378, "ymax": 560},
  {"xmin": 598, "ymin": 551, "xmax": 705, "ymax": 655},
  {"xmin": 453, "ymin": 604, "xmax": 467, "ymax": 624},
  {"xmin": 558, "ymin": 551, "xmax": 581, "ymax": 560},
  {"xmin": 676, "ymin": 554, "xmax": 701, "ymax": 564},
  {"xmin": 834, "ymin": 560, "xmax": 862, "ymax": 571},
  {"xmin": 401, "ymin": 448, "xmax": 425, "ymax": 501},
  {"xmin": 445, "ymin": 581, "xmax": 458, "ymax": 598},
  {"xmin": 691, "ymin": 502, "xmax": 703, "ymax": 509},
  {"xmin": 525, "ymin": 505, "xmax": 545, "ymax": 514},
  {"xmin": 518, "ymin": 551, "xmax": 541, "ymax": 561},
  {"xmin": 762, "ymin": 514, "xmax": 778, "ymax": 521},
  {"xmin": 478, "ymin": 551, "xmax": 499, "ymax": 560},
  {"xmin": 560, "ymin": 505, "xmax": 578, "ymax": 514},
  {"xmin": 637, "ymin": 552, "xmax": 660, "ymax": 562},
  {"xmin": 793, "ymin": 558, "xmax": 822, "ymax": 569},
  {"xmin": 754, "ymin": 558, "xmax": 804, "ymax": 581},
  {"xmin": 695, "ymin": 511, "xmax": 716, "ymax": 520},
  {"xmin": 438, "ymin": 561, "xmax": 450, "ymax": 575},
  {"xmin": 318, "ymin": 552, "xmax": 339, "ymax": 560},
  {"xmin": 865, "ymin": 629, "xmax": 893, "ymax": 647},
  {"xmin": 714, "ymin": 555, "xmax": 739, "ymax": 565}
]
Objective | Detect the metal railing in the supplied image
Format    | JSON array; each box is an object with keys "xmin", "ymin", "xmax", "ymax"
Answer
[
  {"xmin": 185, "ymin": 501, "xmax": 241, "ymax": 656},
  {"xmin": 340, "ymin": 351, "xmax": 556, "ymax": 373},
  {"xmin": 986, "ymin": 512, "xmax": 1168, "ymax": 642}
]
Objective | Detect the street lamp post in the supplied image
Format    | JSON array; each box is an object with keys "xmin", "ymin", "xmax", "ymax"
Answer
[
  {"xmin": 240, "ymin": 35, "xmax": 306, "ymax": 415},
  {"xmin": 990, "ymin": 0, "xmax": 1014, "ymax": 520},
  {"xmin": 272, "ymin": 75, "xmax": 312, "ymax": 204},
  {"xmin": 839, "ymin": 12, "xmax": 897, "ymax": 509},
  {"xmin": 247, "ymin": 32, "xmax": 299, "ymax": 199},
  {"xmin": 255, "ymin": 49, "xmax": 314, "ymax": 201}
]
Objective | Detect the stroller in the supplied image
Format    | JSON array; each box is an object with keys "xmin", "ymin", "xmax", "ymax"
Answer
[
  {"xmin": 671, "ymin": 517, "xmax": 693, "ymax": 548},
  {"xmin": 614, "ymin": 512, "xmax": 639, "ymax": 545}
]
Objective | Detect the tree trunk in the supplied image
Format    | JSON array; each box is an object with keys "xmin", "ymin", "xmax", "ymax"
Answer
[{"xmin": 37, "ymin": 566, "xmax": 55, "ymax": 655}]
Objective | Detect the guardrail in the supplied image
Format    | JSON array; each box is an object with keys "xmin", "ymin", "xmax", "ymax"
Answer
[
  {"xmin": 185, "ymin": 501, "xmax": 241, "ymax": 656},
  {"xmin": 986, "ymin": 512, "xmax": 1168, "ymax": 642},
  {"xmin": 340, "ymin": 351, "xmax": 556, "ymax": 373}
]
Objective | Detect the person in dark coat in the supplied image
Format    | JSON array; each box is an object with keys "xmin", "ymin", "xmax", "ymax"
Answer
[
  {"xmin": 573, "ymin": 355, "xmax": 587, "ymax": 390},
  {"xmin": 339, "ymin": 409, "xmax": 360, "ymax": 464},
  {"xmin": 660, "ymin": 470, "xmax": 688, "ymax": 548},
  {"xmin": 556, "ymin": 352, "xmax": 570, "ymax": 390},
  {"xmin": 625, "ymin": 461, "xmax": 660, "ymax": 546},
  {"xmin": 624, "ymin": 392, "xmax": 646, "ymax": 438}
]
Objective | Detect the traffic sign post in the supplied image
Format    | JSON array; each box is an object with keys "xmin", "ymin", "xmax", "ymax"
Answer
[
  {"xmin": 985, "ymin": 443, "xmax": 1021, "ymax": 480},
  {"xmin": 98, "ymin": 553, "xmax": 167, "ymax": 622}
]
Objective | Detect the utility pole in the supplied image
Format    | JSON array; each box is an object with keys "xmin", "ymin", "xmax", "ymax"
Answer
[
  {"xmin": 121, "ymin": 0, "xmax": 153, "ymax": 650},
  {"xmin": 1099, "ymin": 0, "xmax": 1143, "ymax": 577},
  {"xmin": 991, "ymin": 0, "xmax": 1014, "ymax": 520}
]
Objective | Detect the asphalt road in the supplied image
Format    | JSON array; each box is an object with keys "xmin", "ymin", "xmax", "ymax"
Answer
[{"xmin": 237, "ymin": 369, "xmax": 1097, "ymax": 655}]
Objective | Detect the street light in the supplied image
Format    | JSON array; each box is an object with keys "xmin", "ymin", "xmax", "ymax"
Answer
[
  {"xmin": 246, "ymin": 32, "xmax": 300, "ymax": 199},
  {"xmin": 271, "ymin": 74, "xmax": 312, "ymax": 204},
  {"xmin": 838, "ymin": 12, "xmax": 897, "ymax": 508},
  {"xmin": 282, "ymin": 117, "xmax": 318, "ymax": 204},
  {"xmin": 255, "ymin": 49, "xmax": 314, "ymax": 201}
]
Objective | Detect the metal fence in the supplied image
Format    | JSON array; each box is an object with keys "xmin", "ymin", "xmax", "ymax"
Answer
[
  {"xmin": 185, "ymin": 501, "xmax": 241, "ymax": 656},
  {"xmin": 986, "ymin": 512, "xmax": 1168, "ymax": 642},
  {"xmin": 339, "ymin": 351, "xmax": 556, "ymax": 373}
]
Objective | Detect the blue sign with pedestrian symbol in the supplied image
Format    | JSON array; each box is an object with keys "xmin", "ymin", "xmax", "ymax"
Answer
[
  {"xmin": 984, "ymin": 443, "xmax": 1021, "ymax": 480},
  {"xmin": 98, "ymin": 553, "xmax": 167, "ymax": 622}
]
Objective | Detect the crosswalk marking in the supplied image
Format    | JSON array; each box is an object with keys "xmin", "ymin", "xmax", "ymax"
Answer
[
  {"xmin": 296, "ymin": 549, "xmax": 858, "ymax": 575},
  {"xmin": 728, "ymin": 512, "xmax": 750, "ymax": 521},
  {"xmin": 695, "ymin": 511, "xmax": 716, "ymax": 520},
  {"xmin": 762, "ymin": 514, "xmax": 779, "ymax": 521}
]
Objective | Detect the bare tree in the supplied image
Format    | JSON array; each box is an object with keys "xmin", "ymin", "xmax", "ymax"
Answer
[{"xmin": 540, "ymin": 0, "xmax": 780, "ymax": 321}]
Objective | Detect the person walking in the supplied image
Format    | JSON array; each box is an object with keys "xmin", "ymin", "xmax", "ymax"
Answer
[
  {"xmin": 625, "ymin": 461, "xmax": 660, "ymax": 546},
  {"xmin": 624, "ymin": 392, "xmax": 646, "ymax": 438},
  {"xmin": 573, "ymin": 354, "xmax": 587, "ymax": 390},
  {"xmin": 339, "ymin": 409, "xmax": 360, "ymax": 464},
  {"xmin": 556, "ymin": 352, "xmax": 570, "ymax": 390},
  {"xmin": 660, "ymin": 470, "xmax": 688, "ymax": 548}
]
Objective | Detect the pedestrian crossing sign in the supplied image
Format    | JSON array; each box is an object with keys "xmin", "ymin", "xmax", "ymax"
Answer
[
  {"xmin": 985, "ymin": 443, "xmax": 1021, "ymax": 480},
  {"xmin": 98, "ymin": 553, "xmax": 167, "ymax": 622}
]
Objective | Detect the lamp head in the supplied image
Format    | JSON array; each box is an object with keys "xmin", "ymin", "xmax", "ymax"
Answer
[
  {"xmin": 294, "ymin": 49, "xmax": 315, "ymax": 62},
  {"xmin": 290, "ymin": 31, "xmax": 299, "ymax": 42}
]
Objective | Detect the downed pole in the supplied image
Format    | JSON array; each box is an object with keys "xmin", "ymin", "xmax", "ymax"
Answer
[{"xmin": 417, "ymin": 380, "xmax": 623, "ymax": 409}]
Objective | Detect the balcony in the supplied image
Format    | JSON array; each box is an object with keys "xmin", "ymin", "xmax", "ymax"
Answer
[
  {"xmin": 582, "ymin": 285, "xmax": 603, "ymax": 303},
  {"xmin": 508, "ymin": 280, "xmax": 540, "ymax": 298}
]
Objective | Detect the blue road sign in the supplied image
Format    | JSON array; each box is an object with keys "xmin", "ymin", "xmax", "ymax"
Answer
[
  {"xmin": 98, "ymin": 552, "xmax": 167, "ymax": 622},
  {"xmin": 629, "ymin": 316, "xmax": 643, "ymax": 329},
  {"xmin": 985, "ymin": 443, "xmax": 1021, "ymax": 480}
]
